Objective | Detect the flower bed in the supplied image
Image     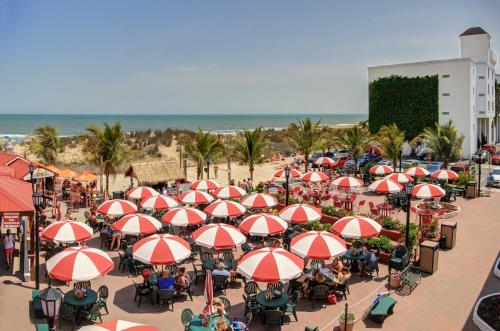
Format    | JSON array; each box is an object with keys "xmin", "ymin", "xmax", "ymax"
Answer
[
  {"xmin": 473, "ymin": 293, "xmax": 500, "ymax": 331},
  {"xmin": 415, "ymin": 201, "xmax": 460, "ymax": 218}
]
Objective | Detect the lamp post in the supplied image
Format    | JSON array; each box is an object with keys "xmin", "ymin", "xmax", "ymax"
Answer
[
  {"xmin": 29, "ymin": 163, "xmax": 41, "ymax": 290},
  {"xmin": 284, "ymin": 166, "xmax": 291, "ymax": 206},
  {"xmin": 39, "ymin": 284, "xmax": 63, "ymax": 331},
  {"xmin": 404, "ymin": 182, "xmax": 415, "ymax": 248}
]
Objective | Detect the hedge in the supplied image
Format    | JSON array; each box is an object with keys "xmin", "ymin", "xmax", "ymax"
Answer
[{"xmin": 369, "ymin": 75, "xmax": 439, "ymax": 140}]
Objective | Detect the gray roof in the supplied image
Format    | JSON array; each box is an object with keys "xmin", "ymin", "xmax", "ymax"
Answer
[{"xmin": 460, "ymin": 27, "xmax": 489, "ymax": 37}]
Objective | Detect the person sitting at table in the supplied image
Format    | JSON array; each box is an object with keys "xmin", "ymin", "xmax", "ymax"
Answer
[
  {"xmin": 175, "ymin": 267, "xmax": 191, "ymax": 295},
  {"xmin": 212, "ymin": 262, "xmax": 230, "ymax": 278},
  {"xmin": 215, "ymin": 317, "xmax": 232, "ymax": 331},
  {"xmin": 331, "ymin": 257, "xmax": 344, "ymax": 275},
  {"xmin": 212, "ymin": 297, "xmax": 226, "ymax": 316},
  {"xmin": 158, "ymin": 270, "xmax": 175, "ymax": 290},
  {"xmin": 333, "ymin": 268, "xmax": 351, "ymax": 288},
  {"xmin": 360, "ymin": 250, "xmax": 378, "ymax": 276},
  {"xmin": 110, "ymin": 229, "xmax": 124, "ymax": 251},
  {"xmin": 302, "ymin": 272, "xmax": 327, "ymax": 298}
]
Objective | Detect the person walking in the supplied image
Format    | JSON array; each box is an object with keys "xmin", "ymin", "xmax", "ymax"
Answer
[{"xmin": 3, "ymin": 229, "xmax": 15, "ymax": 270}]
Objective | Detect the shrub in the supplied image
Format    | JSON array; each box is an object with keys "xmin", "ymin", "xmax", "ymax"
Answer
[
  {"xmin": 321, "ymin": 206, "xmax": 349, "ymax": 218},
  {"xmin": 381, "ymin": 217, "xmax": 400, "ymax": 230},
  {"xmin": 400, "ymin": 223, "xmax": 420, "ymax": 249},
  {"xmin": 339, "ymin": 311, "xmax": 356, "ymax": 323},
  {"xmin": 366, "ymin": 235, "xmax": 394, "ymax": 253},
  {"xmin": 255, "ymin": 181, "xmax": 265, "ymax": 193}
]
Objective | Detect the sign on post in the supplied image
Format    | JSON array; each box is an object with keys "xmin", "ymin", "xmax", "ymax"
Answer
[{"xmin": 2, "ymin": 212, "xmax": 21, "ymax": 228}]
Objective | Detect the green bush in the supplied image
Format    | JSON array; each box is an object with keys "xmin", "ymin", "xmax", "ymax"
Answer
[
  {"xmin": 382, "ymin": 216, "xmax": 400, "ymax": 230},
  {"xmin": 369, "ymin": 75, "xmax": 439, "ymax": 140},
  {"xmin": 400, "ymin": 223, "xmax": 420, "ymax": 249},
  {"xmin": 321, "ymin": 206, "xmax": 349, "ymax": 218},
  {"xmin": 366, "ymin": 235, "xmax": 394, "ymax": 253},
  {"xmin": 255, "ymin": 181, "xmax": 265, "ymax": 193},
  {"xmin": 339, "ymin": 311, "xmax": 356, "ymax": 323}
]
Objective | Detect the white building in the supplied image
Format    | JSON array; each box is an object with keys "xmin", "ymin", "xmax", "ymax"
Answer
[{"xmin": 368, "ymin": 27, "xmax": 498, "ymax": 158}]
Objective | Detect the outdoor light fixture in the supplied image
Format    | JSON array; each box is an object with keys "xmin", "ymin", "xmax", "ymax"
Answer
[
  {"xmin": 39, "ymin": 285, "xmax": 63, "ymax": 331},
  {"xmin": 29, "ymin": 162, "xmax": 42, "ymax": 290},
  {"xmin": 284, "ymin": 166, "xmax": 291, "ymax": 206},
  {"xmin": 32, "ymin": 191, "xmax": 44, "ymax": 209},
  {"xmin": 404, "ymin": 182, "xmax": 415, "ymax": 248}
]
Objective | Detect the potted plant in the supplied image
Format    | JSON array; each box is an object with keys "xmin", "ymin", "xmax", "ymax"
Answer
[{"xmin": 338, "ymin": 309, "xmax": 356, "ymax": 331}]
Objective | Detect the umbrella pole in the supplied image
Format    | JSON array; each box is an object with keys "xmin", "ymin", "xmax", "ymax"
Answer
[{"xmin": 344, "ymin": 302, "xmax": 348, "ymax": 330}]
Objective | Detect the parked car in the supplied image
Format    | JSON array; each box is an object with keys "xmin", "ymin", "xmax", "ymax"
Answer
[
  {"xmin": 307, "ymin": 152, "xmax": 324, "ymax": 164},
  {"xmin": 358, "ymin": 153, "xmax": 382, "ymax": 168},
  {"xmin": 472, "ymin": 149, "xmax": 489, "ymax": 164},
  {"xmin": 450, "ymin": 162, "xmax": 470, "ymax": 174},
  {"xmin": 331, "ymin": 156, "xmax": 350, "ymax": 169},
  {"xmin": 491, "ymin": 151, "xmax": 500, "ymax": 165},
  {"xmin": 376, "ymin": 160, "xmax": 394, "ymax": 168},
  {"xmin": 482, "ymin": 144, "xmax": 496, "ymax": 154},
  {"xmin": 334, "ymin": 149, "xmax": 350, "ymax": 158},
  {"xmin": 486, "ymin": 167, "xmax": 500, "ymax": 187},
  {"xmin": 423, "ymin": 161, "xmax": 445, "ymax": 173}
]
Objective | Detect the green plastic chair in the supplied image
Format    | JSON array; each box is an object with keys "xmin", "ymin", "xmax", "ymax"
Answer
[
  {"xmin": 285, "ymin": 290, "xmax": 300, "ymax": 321},
  {"xmin": 180, "ymin": 308, "xmax": 194, "ymax": 331}
]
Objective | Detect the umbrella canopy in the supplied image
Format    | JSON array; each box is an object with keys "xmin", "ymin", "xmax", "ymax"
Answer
[
  {"xmin": 45, "ymin": 165, "xmax": 61, "ymax": 176},
  {"xmin": 177, "ymin": 190, "xmax": 214, "ymax": 205},
  {"xmin": 97, "ymin": 199, "xmax": 137, "ymax": 216},
  {"xmin": 368, "ymin": 179, "xmax": 403, "ymax": 194},
  {"xmin": 190, "ymin": 179, "xmax": 220, "ymax": 191},
  {"xmin": 211, "ymin": 185, "xmax": 247, "ymax": 199},
  {"xmin": 300, "ymin": 171, "xmax": 329, "ymax": 183},
  {"xmin": 411, "ymin": 183, "xmax": 446, "ymax": 198},
  {"xmin": 385, "ymin": 173, "xmax": 414, "ymax": 184},
  {"xmin": 78, "ymin": 320, "xmax": 158, "ymax": 331},
  {"xmin": 236, "ymin": 247, "xmax": 304, "ymax": 282},
  {"xmin": 125, "ymin": 186, "xmax": 159, "ymax": 200},
  {"xmin": 132, "ymin": 234, "xmax": 191, "ymax": 265},
  {"xmin": 75, "ymin": 171, "xmax": 98, "ymax": 182},
  {"xmin": 331, "ymin": 216, "xmax": 382, "ymax": 238},
  {"xmin": 290, "ymin": 230, "xmax": 347, "ymax": 259},
  {"xmin": 192, "ymin": 223, "xmax": 246, "ymax": 250},
  {"xmin": 46, "ymin": 246, "xmax": 113, "ymax": 282},
  {"xmin": 239, "ymin": 214, "xmax": 288, "ymax": 236},
  {"xmin": 331, "ymin": 176, "xmax": 364, "ymax": 189},
  {"xmin": 273, "ymin": 167, "xmax": 302, "ymax": 179},
  {"xmin": 202, "ymin": 270, "xmax": 214, "ymax": 315},
  {"xmin": 112, "ymin": 214, "xmax": 162, "ymax": 235},
  {"xmin": 60, "ymin": 168, "xmax": 78, "ymax": 178},
  {"xmin": 240, "ymin": 193, "xmax": 278, "ymax": 209},
  {"xmin": 369, "ymin": 165, "xmax": 394, "ymax": 175},
  {"xmin": 405, "ymin": 166, "xmax": 430, "ymax": 177},
  {"xmin": 161, "ymin": 207, "xmax": 207, "ymax": 226},
  {"xmin": 314, "ymin": 157, "xmax": 335, "ymax": 167},
  {"xmin": 42, "ymin": 220, "xmax": 93, "ymax": 243},
  {"xmin": 140, "ymin": 195, "xmax": 179, "ymax": 210},
  {"xmin": 204, "ymin": 200, "xmax": 246, "ymax": 217},
  {"xmin": 430, "ymin": 169, "xmax": 459, "ymax": 181},
  {"xmin": 278, "ymin": 204, "xmax": 322, "ymax": 224}
]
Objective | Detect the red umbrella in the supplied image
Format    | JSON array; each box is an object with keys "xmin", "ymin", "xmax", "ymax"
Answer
[
  {"xmin": 192, "ymin": 223, "xmax": 246, "ymax": 250},
  {"xmin": 177, "ymin": 190, "xmax": 214, "ymax": 205},
  {"xmin": 190, "ymin": 179, "xmax": 220, "ymax": 191},
  {"xmin": 278, "ymin": 204, "xmax": 322, "ymax": 224},
  {"xmin": 240, "ymin": 193, "xmax": 278, "ymax": 209},
  {"xmin": 97, "ymin": 199, "xmax": 137, "ymax": 216},
  {"xmin": 331, "ymin": 176, "xmax": 364, "ymax": 188},
  {"xmin": 238, "ymin": 214, "xmax": 288, "ymax": 236},
  {"xmin": 202, "ymin": 269, "xmax": 214, "ymax": 315},
  {"xmin": 236, "ymin": 247, "xmax": 304, "ymax": 282},
  {"xmin": 385, "ymin": 173, "xmax": 414, "ymax": 184},
  {"xmin": 331, "ymin": 216, "xmax": 382, "ymax": 238},
  {"xmin": 405, "ymin": 166, "xmax": 430, "ymax": 177},
  {"xmin": 79, "ymin": 320, "xmax": 159, "ymax": 331},
  {"xmin": 314, "ymin": 157, "xmax": 335, "ymax": 167},
  {"xmin": 430, "ymin": 170, "xmax": 459, "ymax": 181},
  {"xmin": 211, "ymin": 185, "xmax": 247, "ymax": 199},
  {"xmin": 411, "ymin": 183, "xmax": 446, "ymax": 198},
  {"xmin": 161, "ymin": 207, "xmax": 207, "ymax": 226},
  {"xmin": 112, "ymin": 214, "xmax": 162, "ymax": 235},
  {"xmin": 368, "ymin": 179, "xmax": 403, "ymax": 193},
  {"xmin": 140, "ymin": 195, "xmax": 179, "ymax": 210},
  {"xmin": 290, "ymin": 230, "xmax": 347, "ymax": 259},
  {"xmin": 204, "ymin": 200, "xmax": 246, "ymax": 217},
  {"xmin": 300, "ymin": 172, "xmax": 329, "ymax": 183},
  {"xmin": 42, "ymin": 220, "xmax": 93, "ymax": 243},
  {"xmin": 274, "ymin": 167, "xmax": 302, "ymax": 179},
  {"xmin": 125, "ymin": 186, "xmax": 159, "ymax": 200},
  {"xmin": 46, "ymin": 246, "xmax": 113, "ymax": 282},
  {"xmin": 132, "ymin": 234, "xmax": 191, "ymax": 265},
  {"xmin": 369, "ymin": 165, "xmax": 394, "ymax": 175}
]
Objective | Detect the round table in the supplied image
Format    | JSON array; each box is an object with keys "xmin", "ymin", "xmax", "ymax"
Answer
[
  {"xmin": 188, "ymin": 315, "xmax": 230, "ymax": 331},
  {"xmin": 255, "ymin": 291, "xmax": 289, "ymax": 309},
  {"xmin": 342, "ymin": 249, "xmax": 369, "ymax": 272},
  {"xmin": 64, "ymin": 289, "xmax": 98, "ymax": 308},
  {"xmin": 339, "ymin": 197, "xmax": 356, "ymax": 211},
  {"xmin": 376, "ymin": 203, "xmax": 393, "ymax": 217},
  {"xmin": 203, "ymin": 259, "xmax": 235, "ymax": 271}
]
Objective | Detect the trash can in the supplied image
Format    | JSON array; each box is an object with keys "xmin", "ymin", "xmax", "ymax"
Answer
[
  {"xmin": 441, "ymin": 220, "xmax": 457, "ymax": 249},
  {"xmin": 439, "ymin": 235, "xmax": 447, "ymax": 249},
  {"xmin": 466, "ymin": 182, "xmax": 476, "ymax": 198},
  {"xmin": 419, "ymin": 240, "xmax": 439, "ymax": 274}
]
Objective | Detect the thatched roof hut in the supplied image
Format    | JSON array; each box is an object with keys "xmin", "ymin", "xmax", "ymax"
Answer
[{"xmin": 124, "ymin": 160, "xmax": 184, "ymax": 185}]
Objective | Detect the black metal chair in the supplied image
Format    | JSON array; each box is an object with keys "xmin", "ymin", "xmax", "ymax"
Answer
[
  {"xmin": 262, "ymin": 309, "xmax": 283, "ymax": 326},
  {"xmin": 241, "ymin": 243, "xmax": 252, "ymax": 254},
  {"xmin": 133, "ymin": 281, "xmax": 154, "ymax": 307},
  {"xmin": 244, "ymin": 281, "xmax": 259, "ymax": 298},
  {"xmin": 201, "ymin": 252, "xmax": 213, "ymax": 263},
  {"xmin": 165, "ymin": 264, "xmax": 178, "ymax": 275},
  {"xmin": 285, "ymin": 290, "xmax": 300, "ymax": 321},
  {"xmin": 233, "ymin": 312, "xmax": 253, "ymax": 328},
  {"xmin": 58, "ymin": 302, "xmax": 76, "ymax": 329},
  {"xmin": 222, "ymin": 251, "xmax": 234, "ymax": 261},
  {"xmin": 310, "ymin": 259, "xmax": 325, "ymax": 270},
  {"xmin": 218, "ymin": 296, "xmax": 231, "ymax": 314},
  {"xmin": 180, "ymin": 308, "xmax": 195, "ymax": 331},
  {"xmin": 267, "ymin": 281, "xmax": 284, "ymax": 293},
  {"xmin": 242, "ymin": 294, "xmax": 260, "ymax": 316},
  {"xmin": 389, "ymin": 245, "xmax": 409, "ymax": 272},
  {"xmin": 310, "ymin": 285, "xmax": 329, "ymax": 308},
  {"xmin": 212, "ymin": 275, "xmax": 229, "ymax": 295},
  {"xmin": 334, "ymin": 278, "xmax": 350, "ymax": 300},
  {"xmin": 76, "ymin": 303, "xmax": 102, "ymax": 325},
  {"xmin": 74, "ymin": 281, "xmax": 91, "ymax": 289},
  {"xmin": 362, "ymin": 254, "xmax": 380, "ymax": 278},
  {"xmin": 118, "ymin": 250, "xmax": 131, "ymax": 273},
  {"xmin": 97, "ymin": 285, "xmax": 109, "ymax": 315},
  {"xmin": 158, "ymin": 289, "xmax": 175, "ymax": 310},
  {"xmin": 191, "ymin": 262, "xmax": 205, "ymax": 285}
]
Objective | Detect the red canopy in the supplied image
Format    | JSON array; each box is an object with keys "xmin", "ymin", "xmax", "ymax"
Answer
[{"xmin": 0, "ymin": 176, "xmax": 34, "ymax": 212}]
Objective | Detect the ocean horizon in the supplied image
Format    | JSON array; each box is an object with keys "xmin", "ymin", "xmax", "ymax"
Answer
[{"xmin": 0, "ymin": 113, "xmax": 367, "ymax": 137}]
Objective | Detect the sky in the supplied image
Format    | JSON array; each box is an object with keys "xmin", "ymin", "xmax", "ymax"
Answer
[{"xmin": 0, "ymin": 0, "xmax": 499, "ymax": 115}]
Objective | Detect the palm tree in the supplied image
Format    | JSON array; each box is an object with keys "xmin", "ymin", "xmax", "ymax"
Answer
[
  {"xmin": 30, "ymin": 125, "xmax": 61, "ymax": 164},
  {"xmin": 288, "ymin": 118, "xmax": 325, "ymax": 172},
  {"xmin": 418, "ymin": 120, "xmax": 464, "ymax": 168},
  {"xmin": 183, "ymin": 128, "xmax": 222, "ymax": 179},
  {"xmin": 376, "ymin": 124, "xmax": 405, "ymax": 169},
  {"xmin": 235, "ymin": 128, "xmax": 266, "ymax": 182},
  {"xmin": 336, "ymin": 125, "xmax": 371, "ymax": 174},
  {"xmin": 220, "ymin": 138, "xmax": 236, "ymax": 184},
  {"xmin": 86, "ymin": 122, "xmax": 127, "ymax": 195}
]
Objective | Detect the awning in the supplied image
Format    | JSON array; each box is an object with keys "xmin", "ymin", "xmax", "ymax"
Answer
[
  {"xmin": 125, "ymin": 160, "xmax": 184, "ymax": 185},
  {"xmin": 0, "ymin": 176, "xmax": 34, "ymax": 213}
]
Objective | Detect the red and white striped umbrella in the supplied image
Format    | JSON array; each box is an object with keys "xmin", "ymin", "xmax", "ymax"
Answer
[
  {"xmin": 331, "ymin": 176, "xmax": 364, "ymax": 188},
  {"xmin": 97, "ymin": 199, "xmax": 137, "ymax": 216},
  {"xmin": 190, "ymin": 179, "xmax": 220, "ymax": 191},
  {"xmin": 46, "ymin": 246, "xmax": 113, "ymax": 282},
  {"xmin": 202, "ymin": 270, "xmax": 214, "ymax": 315},
  {"xmin": 411, "ymin": 183, "xmax": 446, "ymax": 198},
  {"xmin": 385, "ymin": 173, "xmax": 414, "ymax": 184},
  {"xmin": 125, "ymin": 186, "xmax": 159, "ymax": 200},
  {"xmin": 239, "ymin": 214, "xmax": 288, "ymax": 236},
  {"xmin": 331, "ymin": 216, "xmax": 382, "ymax": 238},
  {"xmin": 132, "ymin": 234, "xmax": 191, "ymax": 265},
  {"xmin": 430, "ymin": 169, "xmax": 459, "ymax": 181},
  {"xmin": 240, "ymin": 193, "xmax": 278, "ymax": 209},
  {"xmin": 112, "ymin": 214, "xmax": 162, "ymax": 235},
  {"xmin": 42, "ymin": 221, "xmax": 93, "ymax": 243},
  {"xmin": 273, "ymin": 167, "xmax": 302, "ymax": 179},
  {"xmin": 369, "ymin": 165, "xmax": 394, "ymax": 175},
  {"xmin": 405, "ymin": 166, "xmax": 430, "ymax": 177},
  {"xmin": 300, "ymin": 171, "xmax": 329, "ymax": 183},
  {"xmin": 204, "ymin": 200, "xmax": 246, "ymax": 217},
  {"xmin": 236, "ymin": 247, "xmax": 304, "ymax": 282},
  {"xmin": 279, "ymin": 204, "xmax": 322, "ymax": 224},
  {"xmin": 290, "ymin": 231, "xmax": 347, "ymax": 259},
  {"xmin": 368, "ymin": 178, "xmax": 403, "ymax": 193},
  {"xmin": 177, "ymin": 190, "xmax": 214, "ymax": 205},
  {"xmin": 140, "ymin": 195, "xmax": 179, "ymax": 210},
  {"xmin": 211, "ymin": 185, "xmax": 247, "ymax": 199},
  {"xmin": 192, "ymin": 223, "xmax": 246, "ymax": 250},
  {"xmin": 314, "ymin": 157, "xmax": 335, "ymax": 167},
  {"xmin": 79, "ymin": 320, "xmax": 158, "ymax": 331},
  {"xmin": 161, "ymin": 207, "xmax": 207, "ymax": 226}
]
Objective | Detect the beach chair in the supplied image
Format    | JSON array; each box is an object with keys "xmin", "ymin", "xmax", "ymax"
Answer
[{"xmin": 364, "ymin": 292, "xmax": 397, "ymax": 325}]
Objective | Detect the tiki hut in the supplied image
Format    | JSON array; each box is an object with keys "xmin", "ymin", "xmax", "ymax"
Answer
[{"xmin": 124, "ymin": 160, "xmax": 185, "ymax": 189}]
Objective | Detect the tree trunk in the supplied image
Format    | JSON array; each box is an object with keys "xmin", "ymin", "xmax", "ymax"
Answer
[
  {"xmin": 250, "ymin": 165, "xmax": 254, "ymax": 182},
  {"xmin": 105, "ymin": 172, "xmax": 110, "ymax": 197},
  {"xmin": 304, "ymin": 153, "xmax": 309, "ymax": 172},
  {"xmin": 227, "ymin": 158, "xmax": 232, "ymax": 184}
]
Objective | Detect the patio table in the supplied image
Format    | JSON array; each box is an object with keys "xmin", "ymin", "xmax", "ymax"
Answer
[
  {"xmin": 255, "ymin": 291, "xmax": 289, "ymax": 310},
  {"xmin": 64, "ymin": 289, "xmax": 97, "ymax": 309},
  {"xmin": 376, "ymin": 203, "xmax": 393, "ymax": 217},
  {"xmin": 343, "ymin": 249, "xmax": 368, "ymax": 272},
  {"xmin": 339, "ymin": 196, "xmax": 356, "ymax": 211},
  {"xmin": 203, "ymin": 259, "xmax": 235, "ymax": 271},
  {"xmin": 188, "ymin": 315, "xmax": 230, "ymax": 331}
]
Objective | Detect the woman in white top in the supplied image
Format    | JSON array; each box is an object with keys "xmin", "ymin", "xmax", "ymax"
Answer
[{"xmin": 3, "ymin": 229, "xmax": 15, "ymax": 270}]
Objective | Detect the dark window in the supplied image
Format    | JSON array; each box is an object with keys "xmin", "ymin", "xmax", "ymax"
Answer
[
  {"xmin": 442, "ymin": 74, "xmax": 450, "ymax": 78},
  {"xmin": 479, "ymin": 93, "xmax": 485, "ymax": 96},
  {"xmin": 478, "ymin": 76, "xmax": 485, "ymax": 79},
  {"xmin": 442, "ymin": 93, "xmax": 450, "ymax": 96},
  {"xmin": 441, "ymin": 112, "xmax": 449, "ymax": 115}
]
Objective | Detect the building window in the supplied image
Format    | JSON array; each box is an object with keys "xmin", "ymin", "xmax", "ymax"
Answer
[
  {"xmin": 479, "ymin": 76, "xmax": 485, "ymax": 79},
  {"xmin": 442, "ymin": 112, "xmax": 449, "ymax": 115},
  {"xmin": 479, "ymin": 93, "xmax": 485, "ymax": 96},
  {"xmin": 442, "ymin": 74, "xmax": 450, "ymax": 78},
  {"xmin": 479, "ymin": 111, "xmax": 485, "ymax": 114},
  {"xmin": 442, "ymin": 93, "xmax": 450, "ymax": 96}
]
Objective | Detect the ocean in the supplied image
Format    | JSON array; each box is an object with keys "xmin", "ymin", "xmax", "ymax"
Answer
[{"xmin": 0, "ymin": 113, "xmax": 367, "ymax": 138}]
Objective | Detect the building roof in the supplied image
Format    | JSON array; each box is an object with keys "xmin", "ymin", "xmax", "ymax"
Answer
[
  {"xmin": 368, "ymin": 57, "xmax": 473, "ymax": 71},
  {"xmin": 460, "ymin": 27, "xmax": 489, "ymax": 37},
  {"xmin": 125, "ymin": 160, "xmax": 184, "ymax": 185},
  {"xmin": 0, "ymin": 176, "xmax": 34, "ymax": 213},
  {"xmin": 0, "ymin": 152, "xmax": 55, "ymax": 181}
]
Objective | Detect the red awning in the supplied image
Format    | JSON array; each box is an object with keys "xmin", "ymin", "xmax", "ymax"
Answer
[{"xmin": 0, "ymin": 177, "xmax": 34, "ymax": 213}]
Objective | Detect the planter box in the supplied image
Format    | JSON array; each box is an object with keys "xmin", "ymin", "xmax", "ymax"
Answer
[
  {"xmin": 320, "ymin": 215, "xmax": 339, "ymax": 225},
  {"xmin": 380, "ymin": 228, "xmax": 402, "ymax": 242},
  {"xmin": 473, "ymin": 293, "xmax": 500, "ymax": 331}
]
